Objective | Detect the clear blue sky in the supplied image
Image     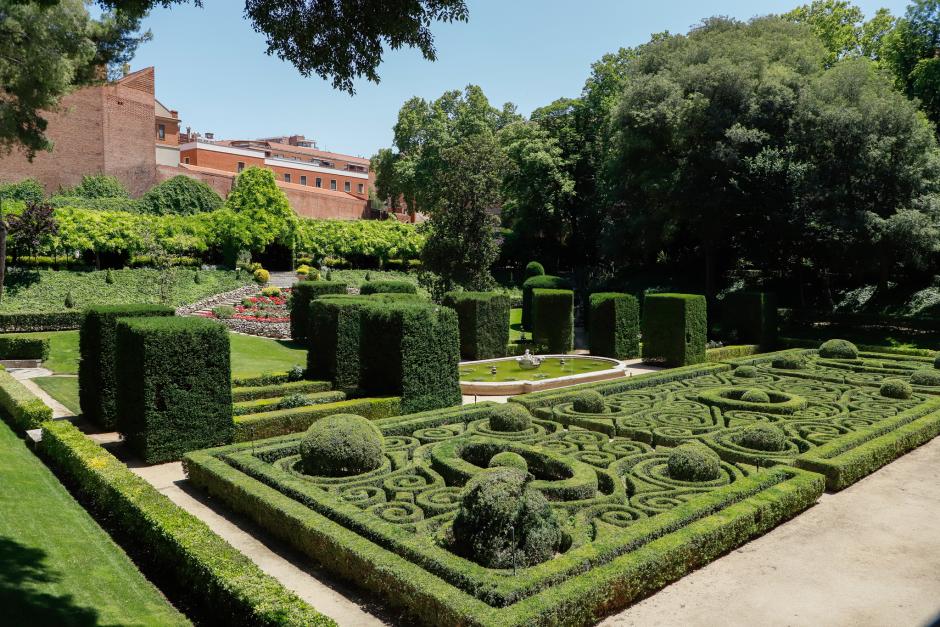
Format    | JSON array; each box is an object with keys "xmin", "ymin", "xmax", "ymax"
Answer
[{"xmin": 131, "ymin": 0, "xmax": 911, "ymax": 159}]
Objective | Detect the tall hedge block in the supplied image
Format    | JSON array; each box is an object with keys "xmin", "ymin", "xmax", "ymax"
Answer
[
  {"xmin": 359, "ymin": 280, "xmax": 417, "ymax": 295},
  {"xmin": 522, "ymin": 275, "xmax": 571, "ymax": 330},
  {"xmin": 116, "ymin": 317, "xmax": 232, "ymax": 464},
  {"xmin": 721, "ymin": 291, "xmax": 778, "ymax": 347},
  {"xmin": 589, "ymin": 292, "xmax": 640, "ymax": 359},
  {"xmin": 289, "ymin": 280, "xmax": 348, "ymax": 342},
  {"xmin": 307, "ymin": 296, "xmax": 373, "ymax": 390},
  {"xmin": 532, "ymin": 289, "xmax": 574, "ymax": 354},
  {"xmin": 79, "ymin": 304, "xmax": 175, "ymax": 429},
  {"xmin": 441, "ymin": 291, "xmax": 510, "ymax": 360},
  {"xmin": 642, "ymin": 293, "xmax": 707, "ymax": 366}
]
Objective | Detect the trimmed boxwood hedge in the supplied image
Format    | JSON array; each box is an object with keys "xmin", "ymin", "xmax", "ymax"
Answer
[
  {"xmin": 442, "ymin": 291, "xmax": 510, "ymax": 360},
  {"xmin": 532, "ymin": 289, "xmax": 574, "ymax": 354},
  {"xmin": 233, "ymin": 396, "xmax": 400, "ymax": 441},
  {"xmin": 39, "ymin": 420, "xmax": 333, "ymax": 627},
  {"xmin": 308, "ymin": 296, "xmax": 375, "ymax": 390},
  {"xmin": 0, "ymin": 368, "xmax": 53, "ymax": 430},
  {"xmin": 359, "ymin": 280, "xmax": 417, "ymax": 295},
  {"xmin": 289, "ymin": 280, "xmax": 348, "ymax": 341},
  {"xmin": 0, "ymin": 310, "xmax": 84, "ymax": 332},
  {"xmin": 0, "ymin": 334, "xmax": 50, "ymax": 360},
  {"xmin": 116, "ymin": 316, "xmax": 232, "ymax": 464},
  {"xmin": 720, "ymin": 291, "xmax": 777, "ymax": 347},
  {"xmin": 79, "ymin": 304, "xmax": 174, "ymax": 429},
  {"xmin": 641, "ymin": 293, "xmax": 706, "ymax": 366},
  {"xmin": 233, "ymin": 390, "xmax": 346, "ymax": 416},
  {"xmin": 231, "ymin": 379, "xmax": 332, "ymax": 402},
  {"xmin": 588, "ymin": 292, "xmax": 639, "ymax": 359},
  {"xmin": 521, "ymin": 275, "xmax": 570, "ymax": 331}
]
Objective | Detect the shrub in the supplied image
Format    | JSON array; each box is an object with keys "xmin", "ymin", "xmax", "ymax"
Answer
[
  {"xmin": 488, "ymin": 451, "xmax": 528, "ymax": 471},
  {"xmin": 740, "ymin": 389, "xmax": 771, "ymax": 403},
  {"xmin": 288, "ymin": 365, "xmax": 305, "ymax": 381},
  {"xmin": 441, "ymin": 291, "xmax": 510, "ymax": 360},
  {"xmin": 572, "ymin": 390, "xmax": 606, "ymax": 414},
  {"xmin": 911, "ymin": 369, "xmax": 940, "ymax": 386},
  {"xmin": 772, "ymin": 353, "xmax": 806, "ymax": 369},
  {"xmin": 64, "ymin": 291, "xmax": 75, "ymax": 309},
  {"xmin": 451, "ymin": 467, "xmax": 562, "ymax": 569},
  {"xmin": 0, "ymin": 311, "xmax": 84, "ymax": 332},
  {"xmin": 667, "ymin": 445, "xmax": 721, "ymax": 481},
  {"xmin": 819, "ymin": 339, "xmax": 859, "ymax": 359},
  {"xmin": 233, "ymin": 396, "xmax": 399, "ymax": 442},
  {"xmin": 193, "ymin": 270, "xmax": 202, "ymax": 284},
  {"xmin": 588, "ymin": 292, "xmax": 639, "ymax": 359},
  {"xmin": 532, "ymin": 289, "xmax": 574, "ymax": 354},
  {"xmin": 734, "ymin": 365, "xmax": 758, "ymax": 378},
  {"xmin": 524, "ymin": 261, "xmax": 545, "ymax": 281},
  {"xmin": 359, "ymin": 280, "xmax": 417, "ymax": 295},
  {"xmin": 641, "ymin": 293, "xmax": 707, "ymax": 366},
  {"xmin": 116, "ymin": 316, "xmax": 232, "ymax": 463},
  {"xmin": 262, "ymin": 286, "xmax": 281, "ymax": 297},
  {"xmin": 489, "ymin": 403, "xmax": 532, "ymax": 432},
  {"xmin": 213, "ymin": 305, "xmax": 235, "ymax": 319},
  {"xmin": 0, "ymin": 335, "xmax": 50, "ymax": 360},
  {"xmin": 289, "ymin": 280, "xmax": 348, "ymax": 342},
  {"xmin": 735, "ymin": 423, "xmax": 788, "ymax": 452},
  {"xmin": 78, "ymin": 304, "xmax": 175, "ymax": 429},
  {"xmin": 253, "ymin": 268, "xmax": 270, "ymax": 285},
  {"xmin": 720, "ymin": 291, "xmax": 778, "ymax": 347},
  {"xmin": 0, "ymin": 178, "xmax": 45, "ymax": 204},
  {"xmin": 0, "ymin": 369, "xmax": 53, "ymax": 430},
  {"xmin": 299, "ymin": 414, "xmax": 385, "ymax": 476},
  {"xmin": 521, "ymin": 275, "xmax": 570, "ymax": 330},
  {"xmin": 139, "ymin": 175, "xmax": 223, "ymax": 215},
  {"xmin": 231, "ymin": 379, "xmax": 331, "ymax": 403},
  {"xmin": 880, "ymin": 379, "xmax": 913, "ymax": 400},
  {"xmin": 65, "ymin": 174, "xmax": 129, "ymax": 199},
  {"xmin": 105, "ymin": 268, "xmax": 115, "ymax": 284},
  {"xmin": 277, "ymin": 393, "xmax": 312, "ymax": 410}
]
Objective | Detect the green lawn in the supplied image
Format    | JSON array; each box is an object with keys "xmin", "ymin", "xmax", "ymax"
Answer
[
  {"xmin": 0, "ymin": 419, "xmax": 190, "ymax": 626},
  {"xmin": 229, "ymin": 333, "xmax": 307, "ymax": 378},
  {"xmin": 33, "ymin": 376, "xmax": 80, "ymax": 415},
  {"xmin": 18, "ymin": 330, "xmax": 79, "ymax": 374}
]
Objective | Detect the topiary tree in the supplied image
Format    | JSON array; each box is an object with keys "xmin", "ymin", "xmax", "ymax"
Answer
[
  {"xmin": 818, "ymin": 339, "xmax": 859, "ymax": 359},
  {"xmin": 571, "ymin": 390, "xmax": 606, "ymax": 414},
  {"xmin": 735, "ymin": 423, "xmax": 787, "ymax": 452},
  {"xmin": 667, "ymin": 444, "xmax": 721, "ymax": 482},
  {"xmin": 488, "ymin": 403, "xmax": 532, "ymax": 432},
  {"xmin": 299, "ymin": 414, "xmax": 385, "ymax": 476},
  {"xmin": 911, "ymin": 369, "xmax": 940, "ymax": 386},
  {"xmin": 488, "ymin": 451, "xmax": 527, "ymax": 472},
  {"xmin": 588, "ymin": 292, "xmax": 640, "ymax": 359},
  {"xmin": 524, "ymin": 261, "xmax": 545, "ymax": 281},
  {"xmin": 740, "ymin": 389, "xmax": 771, "ymax": 403},
  {"xmin": 451, "ymin": 467, "xmax": 562, "ymax": 569},
  {"xmin": 880, "ymin": 379, "xmax": 913, "ymax": 400},
  {"xmin": 521, "ymin": 274, "xmax": 570, "ymax": 330},
  {"xmin": 139, "ymin": 175, "xmax": 223, "ymax": 215}
]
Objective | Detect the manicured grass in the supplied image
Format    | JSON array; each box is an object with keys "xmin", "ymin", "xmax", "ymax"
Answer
[
  {"xmin": 0, "ymin": 419, "xmax": 190, "ymax": 626},
  {"xmin": 459, "ymin": 355, "xmax": 613, "ymax": 382},
  {"xmin": 229, "ymin": 333, "xmax": 307, "ymax": 378},
  {"xmin": 0, "ymin": 269, "xmax": 249, "ymax": 312},
  {"xmin": 33, "ymin": 376, "xmax": 80, "ymax": 415},
  {"xmin": 509, "ymin": 307, "xmax": 524, "ymax": 342},
  {"xmin": 16, "ymin": 330, "xmax": 79, "ymax": 374}
]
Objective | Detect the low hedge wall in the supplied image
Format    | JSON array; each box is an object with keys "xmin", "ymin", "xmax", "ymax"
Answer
[
  {"xmin": 705, "ymin": 344, "xmax": 761, "ymax": 362},
  {"xmin": 39, "ymin": 420, "xmax": 334, "ymax": 627},
  {"xmin": 778, "ymin": 337, "xmax": 936, "ymax": 357},
  {"xmin": 289, "ymin": 280, "xmax": 348, "ymax": 342},
  {"xmin": 233, "ymin": 396, "xmax": 401, "ymax": 441},
  {"xmin": 231, "ymin": 371, "xmax": 294, "ymax": 387},
  {"xmin": 232, "ymin": 380, "xmax": 332, "ymax": 403},
  {"xmin": 532, "ymin": 289, "xmax": 574, "ymax": 354},
  {"xmin": 232, "ymin": 390, "xmax": 346, "ymax": 416},
  {"xmin": 0, "ymin": 334, "xmax": 50, "ymax": 360},
  {"xmin": 442, "ymin": 291, "xmax": 510, "ymax": 360},
  {"xmin": 588, "ymin": 292, "xmax": 639, "ymax": 359},
  {"xmin": 359, "ymin": 280, "xmax": 417, "ymax": 295},
  {"xmin": 641, "ymin": 293, "xmax": 707, "ymax": 366},
  {"xmin": 0, "ymin": 311, "xmax": 83, "ymax": 332},
  {"xmin": 0, "ymin": 368, "xmax": 53, "ymax": 430}
]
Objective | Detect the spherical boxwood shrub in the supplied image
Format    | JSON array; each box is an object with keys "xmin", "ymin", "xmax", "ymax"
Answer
[
  {"xmin": 253, "ymin": 268, "xmax": 270, "ymax": 285},
  {"xmin": 667, "ymin": 445, "xmax": 721, "ymax": 482},
  {"xmin": 880, "ymin": 379, "xmax": 913, "ymax": 400},
  {"xmin": 772, "ymin": 354, "xmax": 806, "ymax": 370},
  {"xmin": 911, "ymin": 369, "xmax": 940, "ymax": 386},
  {"xmin": 734, "ymin": 365, "xmax": 758, "ymax": 378},
  {"xmin": 572, "ymin": 390, "xmax": 606, "ymax": 414},
  {"xmin": 735, "ymin": 423, "xmax": 788, "ymax": 452},
  {"xmin": 818, "ymin": 338, "xmax": 859, "ymax": 359},
  {"xmin": 488, "ymin": 451, "xmax": 528, "ymax": 472},
  {"xmin": 261, "ymin": 286, "xmax": 281, "ymax": 297},
  {"xmin": 524, "ymin": 261, "xmax": 545, "ymax": 280},
  {"xmin": 451, "ymin": 467, "xmax": 561, "ymax": 568},
  {"xmin": 299, "ymin": 414, "xmax": 385, "ymax": 477},
  {"xmin": 740, "ymin": 389, "xmax": 771, "ymax": 403},
  {"xmin": 489, "ymin": 404, "xmax": 532, "ymax": 432}
]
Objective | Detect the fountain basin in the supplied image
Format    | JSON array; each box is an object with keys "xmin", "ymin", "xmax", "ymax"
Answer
[{"xmin": 459, "ymin": 354, "xmax": 625, "ymax": 396}]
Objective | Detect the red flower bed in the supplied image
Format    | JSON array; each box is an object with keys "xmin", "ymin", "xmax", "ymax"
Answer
[{"xmin": 210, "ymin": 288, "xmax": 291, "ymax": 323}]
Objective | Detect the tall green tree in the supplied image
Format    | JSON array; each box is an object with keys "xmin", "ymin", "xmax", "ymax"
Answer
[
  {"xmin": 882, "ymin": 1, "xmax": 940, "ymax": 132},
  {"xmin": 216, "ymin": 167, "xmax": 297, "ymax": 262}
]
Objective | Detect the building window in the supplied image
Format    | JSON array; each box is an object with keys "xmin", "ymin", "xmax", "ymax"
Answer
[
  {"xmin": 357, "ymin": 183, "xmax": 364, "ymax": 194},
  {"xmin": 315, "ymin": 177, "xmax": 322, "ymax": 188},
  {"xmin": 157, "ymin": 124, "xmax": 165, "ymax": 141},
  {"xmin": 184, "ymin": 157, "xmax": 190, "ymax": 164},
  {"xmin": 344, "ymin": 181, "xmax": 351, "ymax": 192},
  {"xmin": 284, "ymin": 173, "xmax": 291, "ymax": 183},
  {"xmin": 300, "ymin": 175, "xmax": 307, "ymax": 186},
  {"xmin": 237, "ymin": 161, "xmax": 245, "ymax": 172},
  {"xmin": 330, "ymin": 179, "xmax": 337, "ymax": 190}
]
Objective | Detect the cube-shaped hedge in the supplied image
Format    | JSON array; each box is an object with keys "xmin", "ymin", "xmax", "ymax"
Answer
[
  {"xmin": 721, "ymin": 291, "xmax": 778, "ymax": 347},
  {"xmin": 289, "ymin": 280, "xmax": 348, "ymax": 342},
  {"xmin": 115, "ymin": 317, "xmax": 232, "ymax": 464},
  {"xmin": 641, "ymin": 293, "xmax": 706, "ymax": 366},
  {"xmin": 307, "ymin": 296, "xmax": 373, "ymax": 390},
  {"xmin": 79, "ymin": 304, "xmax": 175, "ymax": 429},
  {"xmin": 589, "ymin": 292, "xmax": 639, "ymax": 359},
  {"xmin": 359, "ymin": 280, "xmax": 417, "ymax": 296},
  {"xmin": 521, "ymin": 275, "xmax": 571, "ymax": 330},
  {"xmin": 441, "ymin": 291, "xmax": 510, "ymax": 360},
  {"xmin": 532, "ymin": 289, "xmax": 574, "ymax": 354}
]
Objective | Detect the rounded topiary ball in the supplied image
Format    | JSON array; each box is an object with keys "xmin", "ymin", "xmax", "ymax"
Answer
[
  {"xmin": 735, "ymin": 423, "xmax": 788, "ymax": 452},
  {"xmin": 451, "ymin": 468, "xmax": 561, "ymax": 569},
  {"xmin": 818, "ymin": 339, "xmax": 859, "ymax": 359},
  {"xmin": 489, "ymin": 404, "xmax": 532, "ymax": 432},
  {"xmin": 524, "ymin": 261, "xmax": 546, "ymax": 280},
  {"xmin": 911, "ymin": 369, "xmax": 940, "ymax": 387},
  {"xmin": 299, "ymin": 414, "xmax": 384, "ymax": 477},
  {"xmin": 488, "ymin": 451, "xmax": 528, "ymax": 472},
  {"xmin": 880, "ymin": 379, "xmax": 913, "ymax": 400},
  {"xmin": 667, "ymin": 445, "xmax": 722, "ymax": 482},
  {"xmin": 740, "ymin": 389, "xmax": 771, "ymax": 403},
  {"xmin": 571, "ymin": 390, "xmax": 606, "ymax": 414},
  {"xmin": 734, "ymin": 365, "xmax": 758, "ymax": 378},
  {"xmin": 772, "ymin": 354, "xmax": 806, "ymax": 370}
]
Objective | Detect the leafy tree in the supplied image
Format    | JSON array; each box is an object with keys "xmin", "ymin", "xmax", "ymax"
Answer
[
  {"xmin": 63, "ymin": 174, "xmax": 130, "ymax": 199},
  {"xmin": 0, "ymin": 179, "xmax": 45, "ymax": 205},
  {"xmin": 9, "ymin": 201, "xmax": 58, "ymax": 258},
  {"xmin": 216, "ymin": 167, "xmax": 297, "ymax": 262},
  {"xmin": 882, "ymin": 1, "xmax": 940, "ymax": 132},
  {"xmin": 785, "ymin": 0, "xmax": 867, "ymax": 64},
  {"xmin": 139, "ymin": 175, "xmax": 223, "ymax": 215}
]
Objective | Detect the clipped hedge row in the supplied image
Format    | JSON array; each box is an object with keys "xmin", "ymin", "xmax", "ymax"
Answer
[
  {"xmin": 532, "ymin": 289, "xmax": 573, "ymax": 354},
  {"xmin": 39, "ymin": 420, "xmax": 334, "ymax": 627},
  {"xmin": 641, "ymin": 293, "xmax": 706, "ymax": 366},
  {"xmin": 231, "ymin": 371, "xmax": 294, "ymax": 387},
  {"xmin": 359, "ymin": 280, "xmax": 417, "ymax": 296},
  {"xmin": 0, "ymin": 311, "xmax": 84, "ymax": 332},
  {"xmin": 778, "ymin": 337, "xmax": 936, "ymax": 358},
  {"xmin": 705, "ymin": 344, "xmax": 761, "ymax": 362},
  {"xmin": 308, "ymin": 296, "xmax": 374, "ymax": 390},
  {"xmin": 0, "ymin": 334, "xmax": 50, "ymax": 360},
  {"xmin": 0, "ymin": 368, "xmax": 53, "ymax": 430},
  {"xmin": 232, "ymin": 379, "xmax": 332, "ymax": 403},
  {"xmin": 232, "ymin": 390, "xmax": 346, "ymax": 416},
  {"xmin": 233, "ymin": 396, "xmax": 401, "ymax": 441},
  {"xmin": 442, "ymin": 291, "xmax": 510, "ymax": 360},
  {"xmin": 521, "ymin": 275, "xmax": 570, "ymax": 330},
  {"xmin": 289, "ymin": 280, "xmax": 348, "ymax": 342},
  {"xmin": 588, "ymin": 292, "xmax": 639, "ymax": 359}
]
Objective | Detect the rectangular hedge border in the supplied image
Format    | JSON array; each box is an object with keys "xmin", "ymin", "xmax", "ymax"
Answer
[
  {"xmin": 705, "ymin": 344, "xmax": 760, "ymax": 362},
  {"xmin": 233, "ymin": 396, "xmax": 401, "ymax": 441},
  {"xmin": 289, "ymin": 280, "xmax": 348, "ymax": 342},
  {"xmin": 0, "ymin": 367, "xmax": 53, "ymax": 430},
  {"xmin": 0, "ymin": 310, "xmax": 83, "ymax": 332},
  {"xmin": 441, "ymin": 291, "xmax": 510, "ymax": 360},
  {"xmin": 588, "ymin": 292, "xmax": 639, "ymax": 359},
  {"xmin": 641, "ymin": 293, "xmax": 707, "ymax": 366},
  {"xmin": 359, "ymin": 280, "xmax": 418, "ymax": 295},
  {"xmin": 778, "ymin": 337, "xmax": 936, "ymax": 357},
  {"xmin": 532, "ymin": 288, "xmax": 574, "ymax": 354},
  {"xmin": 0, "ymin": 334, "xmax": 50, "ymax": 360},
  {"xmin": 233, "ymin": 390, "xmax": 346, "ymax": 416},
  {"xmin": 39, "ymin": 420, "xmax": 334, "ymax": 627},
  {"xmin": 232, "ymin": 380, "xmax": 333, "ymax": 403}
]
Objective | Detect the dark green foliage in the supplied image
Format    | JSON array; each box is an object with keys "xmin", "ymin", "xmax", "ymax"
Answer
[
  {"xmin": 911, "ymin": 369, "xmax": 940, "ymax": 386},
  {"xmin": 588, "ymin": 292, "xmax": 639, "ymax": 359},
  {"xmin": 935, "ymin": 353, "xmax": 940, "ymax": 369},
  {"xmin": 819, "ymin": 339, "xmax": 859, "ymax": 359},
  {"xmin": 105, "ymin": 269, "xmax": 115, "ymax": 284},
  {"xmin": 441, "ymin": 291, "xmax": 510, "ymax": 360},
  {"xmin": 289, "ymin": 280, "xmax": 348, "ymax": 342},
  {"xmin": 288, "ymin": 365, "xmax": 305, "ymax": 381},
  {"xmin": 451, "ymin": 467, "xmax": 562, "ymax": 569},
  {"xmin": 488, "ymin": 403, "xmax": 532, "ymax": 432},
  {"xmin": 79, "ymin": 304, "xmax": 174, "ymax": 429},
  {"xmin": 233, "ymin": 397, "xmax": 400, "ymax": 442},
  {"xmin": 299, "ymin": 414, "xmax": 385, "ymax": 476},
  {"xmin": 359, "ymin": 280, "xmax": 417, "ymax": 295},
  {"xmin": 740, "ymin": 389, "xmax": 770, "ymax": 403},
  {"xmin": 641, "ymin": 293, "xmax": 706, "ymax": 366},
  {"xmin": 721, "ymin": 292, "xmax": 778, "ymax": 347},
  {"xmin": 524, "ymin": 261, "xmax": 545, "ymax": 280},
  {"xmin": 0, "ymin": 311, "xmax": 83, "ymax": 332},
  {"xmin": 735, "ymin": 423, "xmax": 788, "ymax": 452},
  {"xmin": 521, "ymin": 275, "xmax": 570, "ymax": 330},
  {"xmin": 772, "ymin": 354, "xmax": 806, "ymax": 369},
  {"xmin": 880, "ymin": 379, "xmax": 913, "ymax": 399},
  {"xmin": 0, "ymin": 335, "xmax": 49, "ymax": 360},
  {"xmin": 307, "ymin": 296, "xmax": 374, "ymax": 390},
  {"xmin": 0, "ymin": 178, "xmax": 44, "ymax": 204},
  {"xmin": 488, "ymin": 451, "xmax": 528, "ymax": 471},
  {"xmin": 532, "ymin": 288, "xmax": 573, "ymax": 354},
  {"xmin": 139, "ymin": 175, "xmax": 223, "ymax": 215},
  {"xmin": 734, "ymin": 365, "xmax": 758, "ymax": 378},
  {"xmin": 116, "ymin": 317, "xmax": 232, "ymax": 464},
  {"xmin": 64, "ymin": 291, "xmax": 75, "ymax": 309},
  {"xmin": 667, "ymin": 445, "xmax": 721, "ymax": 482},
  {"xmin": 571, "ymin": 390, "xmax": 606, "ymax": 414},
  {"xmin": 0, "ymin": 369, "xmax": 53, "ymax": 431}
]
